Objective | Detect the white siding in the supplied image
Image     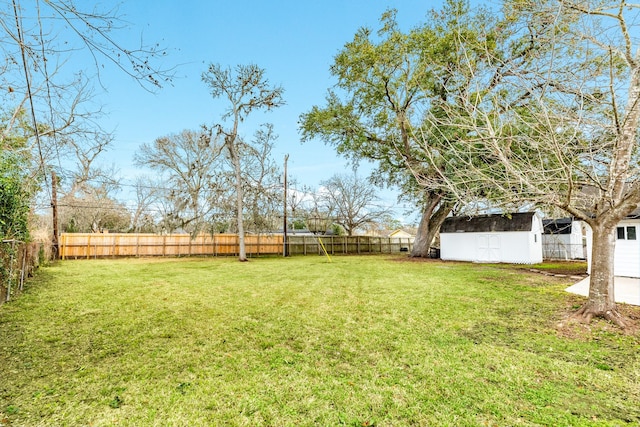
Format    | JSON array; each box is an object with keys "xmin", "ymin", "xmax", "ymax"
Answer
[
  {"xmin": 615, "ymin": 220, "xmax": 640, "ymax": 278},
  {"xmin": 585, "ymin": 220, "xmax": 640, "ymax": 278}
]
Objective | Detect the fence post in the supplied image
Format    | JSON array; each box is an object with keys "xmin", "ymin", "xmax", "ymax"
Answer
[
  {"xmin": 5, "ymin": 241, "xmax": 15, "ymax": 302},
  {"xmin": 87, "ymin": 234, "xmax": 91, "ymax": 260},
  {"xmin": 19, "ymin": 244, "xmax": 26, "ymax": 291}
]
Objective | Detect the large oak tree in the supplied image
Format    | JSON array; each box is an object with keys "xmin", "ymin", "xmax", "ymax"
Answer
[{"xmin": 299, "ymin": 3, "xmax": 497, "ymax": 257}]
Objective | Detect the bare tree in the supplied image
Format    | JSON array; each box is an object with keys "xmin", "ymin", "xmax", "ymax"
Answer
[
  {"xmin": 60, "ymin": 134, "xmax": 121, "ymax": 196},
  {"xmin": 2, "ymin": 0, "xmax": 172, "ymax": 145},
  {"xmin": 242, "ymin": 124, "xmax": 283, "ymax": 232},
  {"xmin": 309, "ymin": 192, "xmax": 332, "ymax": 234},
  {"xmin": 58, "ymin": 191, "xmax": 130, "ymax": 233},
  {"xmin": 202, "ymin": 64, "xmax": 284, "ymax": 261},
  {"xmin": 0, "ymin": 0, "xmax": 172, "ymax": 245},
  {"xmin": 319, "ymin": 173, "xmax": 392, "ymax": 236},
  {"xmin": 416, "ymin": 0, "xmax": 640, "ymax": 327},
  {"xmin": 130, "ymin": 176, "xmax": 161, "ymax": 233},
  {"xmin": 135, "ymin": 129, "xmax": 226, "ymax": 234}
]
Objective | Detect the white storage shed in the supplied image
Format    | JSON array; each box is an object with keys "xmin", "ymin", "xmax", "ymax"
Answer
[
  {"xmin": 542, "ymin": 218, "xmax": 585, "ymax": 260},
  {"xmin": 585, "ymin": 214, "xmax": 640, "ymax": 278},
  {"xmin": 440, "ymin": 212, "xmax": 544, "ymax": 264}
]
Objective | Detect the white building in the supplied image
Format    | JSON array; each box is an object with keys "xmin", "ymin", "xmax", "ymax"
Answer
[
  {"xmin": 440, "ymin": 212, "xmax": 544, "ymax": 264},
  {"xmin": 542, "ymin": 218, "xmax": 585, "ymax": 260},
  {"xmin": 585, "ymin": 214, "xmax": 640, "ymax": 278}
]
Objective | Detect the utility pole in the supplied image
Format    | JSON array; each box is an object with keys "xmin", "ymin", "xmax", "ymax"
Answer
[
  {"xmin": 283, "ymin": 154, "xmax": 289, "ymax": 257},
  {"xmin": 51, "ymin": 171, "xmax": 59, "ymax": 259}
]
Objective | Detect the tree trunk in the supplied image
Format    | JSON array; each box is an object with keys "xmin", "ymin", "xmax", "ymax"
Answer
[
  {"xmin": 411, "ymin": 209, "xmax": 434, "ymax": 258},
  {"xmin": 228, "ymin": 143, "xmax": 247, "ymax": 262},
  {"xmin": 410, "ymin": 193, "xmax": 453, "ymax": 258},
  {"xmin": 575, "ymin": 222, "xmax": 626, "ymax": 327}
]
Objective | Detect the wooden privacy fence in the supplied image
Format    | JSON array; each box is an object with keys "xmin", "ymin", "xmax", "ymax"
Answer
[
  {"xmin": 59, "ymin": 233, "xmax": 283, "ymax": 259},
  {"xmin": 59, "ymin": 233, "xmax": 415, "ymax": 259}
]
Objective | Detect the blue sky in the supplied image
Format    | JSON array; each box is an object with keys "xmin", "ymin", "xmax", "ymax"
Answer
[{"xmin": 84, "ymin": 1, "xmax": 448, "ymax": 220}]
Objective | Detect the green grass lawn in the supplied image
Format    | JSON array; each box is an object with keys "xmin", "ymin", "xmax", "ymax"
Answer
[{"xmin": 0, "ymin": 255, "xmax": 638, "ymax": 426}]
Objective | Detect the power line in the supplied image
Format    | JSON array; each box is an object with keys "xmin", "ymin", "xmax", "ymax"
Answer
[{"xmin": 12, "ymin": 0, "xmax": 51, "ymax": 199}]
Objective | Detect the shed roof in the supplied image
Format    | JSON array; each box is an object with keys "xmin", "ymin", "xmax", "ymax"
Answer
[
  {"xmin": 440, "ymin": 212, "xmax": 537, "ymax": 233},
  {"xmin": 542, "ymin": 218, "xmax": 574, "ymax": 235}
]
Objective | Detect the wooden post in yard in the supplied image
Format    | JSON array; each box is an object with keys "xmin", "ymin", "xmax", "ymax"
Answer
[
  {"xmin": 51, "ymin": 171, "xmax": 59, "ymax": 260},
  {"xmin": 283, "ymin": 154, "xmax": 289, "ymax": 257}
]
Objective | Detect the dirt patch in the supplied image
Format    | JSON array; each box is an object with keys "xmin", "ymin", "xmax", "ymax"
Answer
[
  {"xmin": 389, "ymin": 256, "xmax": 588, "ymax": 275},
  {"xmin": 388, "ymin": 256, "xmax": 478, "ymax": 268},
  {"xmin": 387, "ymin": 255, "xmax": 440, "ymax": 263},
  {"xmin": 556, "ymin": 298, "xmax": 640, "ymax": 338},
  {"xmin": 514, "ymin": 261, "xmax": 588, "ymax": 277}
]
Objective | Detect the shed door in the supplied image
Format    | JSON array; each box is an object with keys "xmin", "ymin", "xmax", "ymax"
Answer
[{"xmin": 478, "ymin": 234, "xmax": 501, "ymax": 262}]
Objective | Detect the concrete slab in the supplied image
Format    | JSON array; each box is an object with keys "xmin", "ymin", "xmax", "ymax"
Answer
[{"xmin": 566, "ymin": 277, "xmax": 640, "ymax": 306}]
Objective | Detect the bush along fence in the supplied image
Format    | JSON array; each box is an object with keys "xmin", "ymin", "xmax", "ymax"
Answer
[
  {"xmin": 58, "ymin": 233, "xmax": 415, "ymax": 259},
  {"xmin": 0, "ymin": 240, "xmax": 45, "ymax": 305}
]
